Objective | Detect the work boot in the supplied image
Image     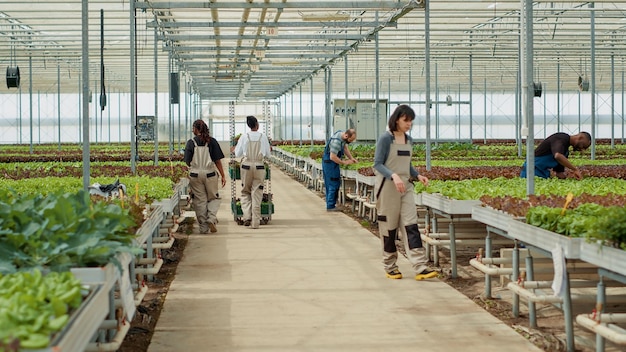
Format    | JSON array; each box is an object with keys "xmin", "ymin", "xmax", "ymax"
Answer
[
  {"xmin": 208, "ymin": 222, "xmax": 217, "ymax": 233},
  {"xmin": 385, "ymin": 269, "xmax": 402, "ymax": 280},
  {"xmin": 415, "ymin": 269, "xmax": 438, "ymax": 281}
]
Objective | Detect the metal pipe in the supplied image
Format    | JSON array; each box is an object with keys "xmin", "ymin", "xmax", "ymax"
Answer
[
  {"xmin": 81, "ymin": 0, "xmax": 90, "ymax": 189},
  {"xmin": 563, "ymin": 269, "xmax": 575, "ymax": 352},
  {"xmin": 590, "ymin": 1, "xmax": 596, "ymax": 160},
  {"xmin": 421, "ymin": 237, "xmax": 511, "ymax": 247},
  {"xmin": 526, "ymin": 255, "xmax": 537, "ymax": 328},
  {"xmin": 469, "ymin": 259, "xmax": 592, "ymax": 277},
  {"xmin": 375, "ymin": 11, "xmax": 380, "ymax": 139},
  {"xmin": 424, "ymin": 231, "xmax": 493, "ymax": 239},
  {"xmin": 597, "ymin": 276, "xmax": 607, "ymax": 350},
  {"xmin": 98, "ymin": 319, "xmax": 119, "ymax": 330},
  {"xmin": 130, "ymin": 0, "xmax": 137, "ymax": 173},
  {"xmin": 576, "ymin": 314, "xmax": 626, "ymax": 345},
  {"xmin": 469, "ymin": 54, "xmax": 473, "ymax": 142},
  {"xmin": 611, "ymin": 53, "xmax": 615, "ymax": 148},
  {"xmin": 596, "ymin": 313, "xmax": 626, "ymax": 324},
  {"xmin": 469, "ymin": 258, "xmax": 514, "ymax": 276},
  {"xmin": 522, "ymin": 280, "xmax": 607, "ymax": 289},
  {"xmin": 506, "ymin": 282, "xmax": 626, "ymax": 304},
  {"xmin": 522, "ymin": 0, "xmax": 535, "ymax": 194},
  {"xmin": 424, "ymin": 0, "xmax": 431, "ymax": 171},
  {"xmin": 557, "ymin": 60, "xmax": 560, "ymax": 131},
  {"xmin": 512, "ymin": 242, "xmax": 520, "ymax": 317},
  {"xmin": 484, "ymin": 233, "xmax": 492, "ymax": 297},
  {"xmin": 344, "ymin": 49, "xmax": 349, "ymax": 132},
  {"xmin": 85, "ymin": 318, "xmax": 131, "ymax": 352},
  {"xmin": 448, "ymin": 221, "xmax": 457, "ymax": 278},
  {"xmin": 479, "ymin": 257, "xmax": 552, "ymax": 265},
  {"xmin": 154, "ymin": 21, "xmax": 159, "ymax": 165}
]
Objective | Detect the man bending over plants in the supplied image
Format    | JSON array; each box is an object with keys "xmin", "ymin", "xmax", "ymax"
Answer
[{"xmin": 520, "ymin": 131, "xmax": 592, "ymax": 180}]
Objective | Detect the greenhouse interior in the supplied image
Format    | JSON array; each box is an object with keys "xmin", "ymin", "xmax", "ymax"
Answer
[{"xmin": 2, "ymin": 1, "xmax": 626, "ymax": 352}]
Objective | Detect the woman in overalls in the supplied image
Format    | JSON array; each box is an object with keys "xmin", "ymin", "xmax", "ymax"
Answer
[
  {"xmin": 184, "ymin": 119, "xmax": 226, "ymax": 234},
  {"xmin": 234, "ymin": 115, "xmax": 272, "ymax": 228},
  {"xmin": 373, "ymin": 105, "xmax": 437, "ymax": 281}
]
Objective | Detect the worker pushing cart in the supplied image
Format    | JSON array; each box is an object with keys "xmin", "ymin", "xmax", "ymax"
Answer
[{"xmin": 232, "ymin": 115, "xmax": 272, "ymax": 228}]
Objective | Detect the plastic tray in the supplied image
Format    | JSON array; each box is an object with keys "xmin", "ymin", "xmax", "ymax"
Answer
[
  {"xmin": 471, "ymin": 206, "xmax": 522, "ymax": 232},
  {"xmin": 580, "ymin": 241, "xmax": 626, "ymax": 277},
  {"xmin": 507, "ymin": 219, "xmax": 582, "ymax": 259},
  {"xmin": 421, "ymin": 193, "xmax": 481, "ymax": 215}
]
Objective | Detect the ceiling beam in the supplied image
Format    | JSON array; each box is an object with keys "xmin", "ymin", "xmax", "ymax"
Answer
[{"xmin": 137, "ymin": 1, "xmax": 415, "ymax": 10}]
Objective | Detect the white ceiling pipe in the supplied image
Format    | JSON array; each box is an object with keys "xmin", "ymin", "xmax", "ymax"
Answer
[{"xmin": 576, "ymin": 314, "xmax": 626, "ymax": 345}]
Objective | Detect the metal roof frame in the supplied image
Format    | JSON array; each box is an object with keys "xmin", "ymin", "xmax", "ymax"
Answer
[{"xmin": 1, "ymin": 1, "xmax": 625, "ymax": 102}]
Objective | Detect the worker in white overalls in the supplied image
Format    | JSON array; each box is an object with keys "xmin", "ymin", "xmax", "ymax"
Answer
[
  {"xmin": 373, "ymin": 104, "xmax": 438, "ymax": 281},
  {"xmin": 184, "ymin": 119, "xmax": 227, "ymax": 234},
  {"xmin": 234, "ymin": 115, "xmax": 272, "ymax": 229}
]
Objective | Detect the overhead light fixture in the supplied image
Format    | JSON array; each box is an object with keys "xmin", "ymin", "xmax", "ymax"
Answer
[
  {"xmin": 301, "ymin": 13, "xmax": 350, "ymax": 22},
  {"xmin": 214, "ymin": 74, "xmax": 234, "ymax": 81},
  {"xmin": 271, "ymin": 60, "xmax": 300, "ymax": 66},
  {"xmin": 578, "ymin": 75, "xmax": 589, "ymax": 92},
  {"xmin": 533, "ymin": 82, "xmax": 542, "ymax": 97},
  {"xmin": 6, "ymin": 66, "xmax": 20, "ymax": 89}
]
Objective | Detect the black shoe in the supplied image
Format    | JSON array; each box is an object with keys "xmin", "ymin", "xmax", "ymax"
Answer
[{"xmin": 243, "ymin": 219, "xmax": 251, "ymax": 226}]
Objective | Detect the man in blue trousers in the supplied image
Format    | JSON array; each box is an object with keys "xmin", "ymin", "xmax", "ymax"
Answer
[
  {"xmin": 520, "ymin": 131, "xmax": 592, "ymax": 180},
  {"xmin": 322, "ymin": 129, "xmax": 357, "ymax": 211}
]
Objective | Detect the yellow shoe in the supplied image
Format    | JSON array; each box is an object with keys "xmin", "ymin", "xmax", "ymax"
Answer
[
  {"xmin": 415, "ymin": 269, "xmax": 438, "ymax": 280},
  {"xmin": 385, "ymin": 269, "xmax": 403, "ymax": 279}
]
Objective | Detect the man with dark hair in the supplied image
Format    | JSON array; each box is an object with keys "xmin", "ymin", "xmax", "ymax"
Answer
[
  {"xmin": 233, "ymin": 115, "xmax": 272, "ymax": 228},
  {"xmin": 322, "ymin": 128, "xmax": 357, "ymax": 211},
  {"xmin": 520, "ymin": 131, "xmax": 592, "ymax": 180}
]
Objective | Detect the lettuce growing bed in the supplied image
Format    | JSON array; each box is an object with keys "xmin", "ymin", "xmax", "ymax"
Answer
[{"xmin": 507, "ymin": 219, "xmax": 582, "ymax": 258}]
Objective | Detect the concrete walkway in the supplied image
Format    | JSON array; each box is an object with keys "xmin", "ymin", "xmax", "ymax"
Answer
[{"xmin": 148, "ymin": 166, "xmax": 542, "ymax": 352}]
